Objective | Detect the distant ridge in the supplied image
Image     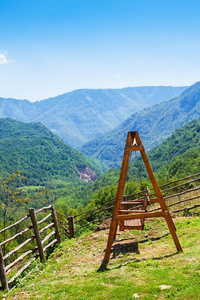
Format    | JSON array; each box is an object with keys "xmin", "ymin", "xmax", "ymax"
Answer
[
  {"xmin": 81, "ymin": 82, "xmax": 200, "ymax": 167},
  {"xmin": 0, "ymin": 86, "xmax": 187, "ymax": 148}
]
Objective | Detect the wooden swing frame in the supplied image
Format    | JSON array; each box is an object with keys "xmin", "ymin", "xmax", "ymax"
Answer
[{"xmin": 102, "ymin": 131, "xmax": 183, "ymax": 266}]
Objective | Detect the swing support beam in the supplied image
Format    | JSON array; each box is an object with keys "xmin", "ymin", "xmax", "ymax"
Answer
[{"xmin": 102, "ymin": 131, "xmax": 183, "ymax": 266}]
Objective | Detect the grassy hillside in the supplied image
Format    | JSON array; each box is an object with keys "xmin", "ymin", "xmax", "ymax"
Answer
[
  {"xmin": 0, "ymin": 86, "xmax": 187, "ymax": 148},
  {"xmin": 2, "ymin": 216, "xmax": 200, "ymax": 299},
  {"xmin": 0, "ymin": 118, "xmax": 99, "ymax": 186},
  {"xmin": 81, "ymin": 82, "xmax": 200, "ymax": 168}
]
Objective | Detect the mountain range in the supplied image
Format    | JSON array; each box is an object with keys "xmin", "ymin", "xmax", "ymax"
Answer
[
  {"xmin": 0, "ymin": 86, "xmax": 186, "ymax": 148},
  {"xmin": 81, "ymin": 82, "xmax": 200, "ymax": 167}
]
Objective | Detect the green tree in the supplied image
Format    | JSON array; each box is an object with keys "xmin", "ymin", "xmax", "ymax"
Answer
[{"xmin": 0, "ymin": 170, "xmax": 30, "ymax": 254}]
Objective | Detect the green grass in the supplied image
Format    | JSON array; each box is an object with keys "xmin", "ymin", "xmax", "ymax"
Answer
[{"xmin": 1, "ymin": 216, "xmax": 200, "ymax": 299}]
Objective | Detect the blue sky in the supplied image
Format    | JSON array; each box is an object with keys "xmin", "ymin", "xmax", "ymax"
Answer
[{"xmin": 0, "ymin": 0, "xmax": 200, "ymax": 101}]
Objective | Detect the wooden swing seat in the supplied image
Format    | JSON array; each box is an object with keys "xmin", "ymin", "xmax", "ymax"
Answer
[
  {"xmin": 119, "ymin": 193, "xmax": 149, "ymax": 231},
  {"xmin": 124, "ymin": 218, "xmax": 143, "ymax": 229}
]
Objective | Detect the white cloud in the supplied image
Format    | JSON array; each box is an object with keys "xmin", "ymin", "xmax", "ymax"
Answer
[{"xmin": 0, "ymin": 51, "xmax": 10, "ymax": 64}]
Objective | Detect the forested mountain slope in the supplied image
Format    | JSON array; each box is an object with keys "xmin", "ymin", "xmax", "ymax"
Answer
[
  {"xmin": 81, "ymin": 82, "xmax": 200, "ymax": 168},
  {"xmin": 0, "ymin": 86, "xmax": 186, "ymax": 148},
  {"xmin": 128, "ymin": 118, "xmax": 200, "ymax": 180},
  {"xmin": 0, "ymin": 119, "xmax": 99, "ymax": 186},
  {"xmin": 145, "ymin": 118, "xmax": 200, "ymax": 172}
]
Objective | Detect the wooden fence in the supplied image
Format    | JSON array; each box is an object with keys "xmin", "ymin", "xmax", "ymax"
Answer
[
  {"xmin": 67, "ymin": 172, "xmax": 200, "ymax": 235},
  {"xmin": 0, "ymin": 205, "xmax": 61, "ymax": 290},
  {"xmin": 0, "ymin": 173, "xmax": 200, "ymax": 290}
]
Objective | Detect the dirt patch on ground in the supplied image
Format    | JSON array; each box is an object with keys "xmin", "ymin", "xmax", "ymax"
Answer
[{"xmin": 95, "ymin": 218, "xmax": 111, "ymax": 231}]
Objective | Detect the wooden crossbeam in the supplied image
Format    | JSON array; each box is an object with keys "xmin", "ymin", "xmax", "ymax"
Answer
[
  {"xmin": 118, "ymin": 210, "xmax": 146, "ymax": 214},
  {"xmin": 120, "ymin": 201, "xmax": 144, "ymax": 205},
  {"xmin": 126, "ymin": 145, "xmax": 143, "ymax": 151},
  {"xmin": 116, "ymin": 211, "xmax": 165, "ymax": 221}
]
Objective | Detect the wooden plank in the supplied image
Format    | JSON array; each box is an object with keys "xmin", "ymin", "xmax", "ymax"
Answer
[
  {"xmin": 120, "ymin": 201, "xmax": 144, "ymax": 205},
  {"xmin": 73, "ymin": 200, "xmax": 115, "ymax": 218},
  {"xmin": 59, "ymin": 225, "xmax": 69, "ymax": 235},
  {"xmin": 76, "ymin": 215, "xmax": 112, "ymax": 229},
  {"xmin": 119, "ymin": 210, "xmax": 146, "ymax": 214},
  {"xmin": 37, "ymin": 213, "xmax": 52, "ymax": 225},
  {"xmin": 42, "ymin": 231, "xmax": 55, "ymax": 245},
  {"xmin": 56, "ymin": 210, "xmax": 68, "ymax": 219},
  {"xmin": 0, "ymin": 215, "xmax": 30, "ymax": 234},
  {"xmin": 151, "ymin": 177, "xmax": 200, "ymax": 196},
  {"xmin": 124, "ymin": 219, "xmax": 143, "ymax": 227},
  {"xmin": 116, "ymin": 211, "xmax": 165, "ymax": 221},
  {"xmin": 0, "ymin": 226, "xmax": 32, "ymax": 247},
  {"xmin": 126, "ymin": 173, "xmax": 200, "ymax": 199},
  {"xmin": 126, "ymin": 145, "xmax": 143, "ymax": 151},
  {"xmin": 35, "ymin": 205, "xmax": 52, "ymax": 215},
  {"xmin": 43, "ymin": 239, "xmax": 57, "ymax": 253},
  {"xmin": 8, "ymin": 255, "xmax": 39, "ymax": 285},
  {"xmin": 74, "ymin": 206, "xmax": 114, "ymax": 224},
  {"xmin": 39, "ymin": 222, "xmax": 54, "ymax": 234},
  {"xmin": 5, "ymin": 248, "xmax": 37, "ymax": 272},
  {"xmin": 3, "ymin": 236, "xmax": 33, "ymax": 260},
  {"xmin": 149, "ymin": 198, "xmax": 159, "ymax": 203},
  {"xmin": 57, "ymin": 218, "xmax": 67, "ymax": 227},
  {"xmin": 172, "ymin": 204, "xmax": 200, "ymax": 213},
  {"xmin": 164, "ymin": 186, "xmax": 200, "ymax": 200},
  {"xmin": 123, "ymin": 225, "xmax": 143, "ymax": 230}
]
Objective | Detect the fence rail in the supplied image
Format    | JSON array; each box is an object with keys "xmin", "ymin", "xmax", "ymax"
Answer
[
  {"xmin": 0, "ymin": 205, "xmax": 61, "ymax": 290},
  {"xmin": 74, "ymin": 173, "xmax": 200, "ymax": 226}
]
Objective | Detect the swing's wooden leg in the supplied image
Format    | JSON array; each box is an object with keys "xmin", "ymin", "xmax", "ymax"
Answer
[
  {"xmin": 164, "ymin": 212, "xmax": 183, "ymax": 252},
  {"xmin": 103, "ymin": 219, "xmax": 118, "ymax": 265},
  {"xmin": 113, "ymin": 221, "xmax": 118, "ymax": 242}
]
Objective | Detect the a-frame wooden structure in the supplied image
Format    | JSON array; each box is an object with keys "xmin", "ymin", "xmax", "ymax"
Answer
[{"xmin": 103, "ymin": 131, "xmax": 183, "ymax": 266}]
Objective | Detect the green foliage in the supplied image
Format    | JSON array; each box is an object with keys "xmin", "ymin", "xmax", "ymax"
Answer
[
  {"xmin": 0, "ymin": 170, "xmax": 31, "ymax": 256},
  {"xmin": 0, "ymin": 118, "xmax": 100, "ymax": 187},
  {"xmin": 0, "ymin": 170, "xmax": 30, "ymax": 225},
  {"xmin": 124, "ymin": 180, "xmax": 140, "ymax": 195},
  {"xmin": 148, "ymin": 118, "xmax": 200, "ymax": 173}
]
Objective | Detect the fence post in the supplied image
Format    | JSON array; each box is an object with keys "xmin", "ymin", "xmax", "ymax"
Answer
[
  {"xmin": 123, "ymin": 195, "xmax": 127, "ymax": 202},
  {"xmin": 29, "ymin": 208, "xmax": 45, "ymax": 262},
  {"xmin": 0, "ymin": 246, "xmax": 8, "ymax": 290},
  {"xmin": 51, "ymin": 206, "xmax": 61, "ymax": 243},
  {"xmin": 68, "ymin": 216, "xmax": 75, "ymax": 238}
]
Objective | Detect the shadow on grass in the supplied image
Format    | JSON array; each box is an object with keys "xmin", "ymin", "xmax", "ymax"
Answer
[
  {"xmin": 98, "ymin": 232, "xmax": 180, "ymax": 271},
  {"xmin": 111, "ymin": 241, "xmax": 140, "ymax": 258},
  {"xmin": 139, "ymin": 232, "xmax": 170, "ymax": 243}
]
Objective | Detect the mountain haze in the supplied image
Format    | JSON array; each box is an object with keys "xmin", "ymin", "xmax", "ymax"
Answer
[
  {"xmin": 81, "ymin": 82, "xmax": 200, "ymax": 167},
  {"xmin": 0, "ymin": 86, "xmax": 186, "ymax": 148}
]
